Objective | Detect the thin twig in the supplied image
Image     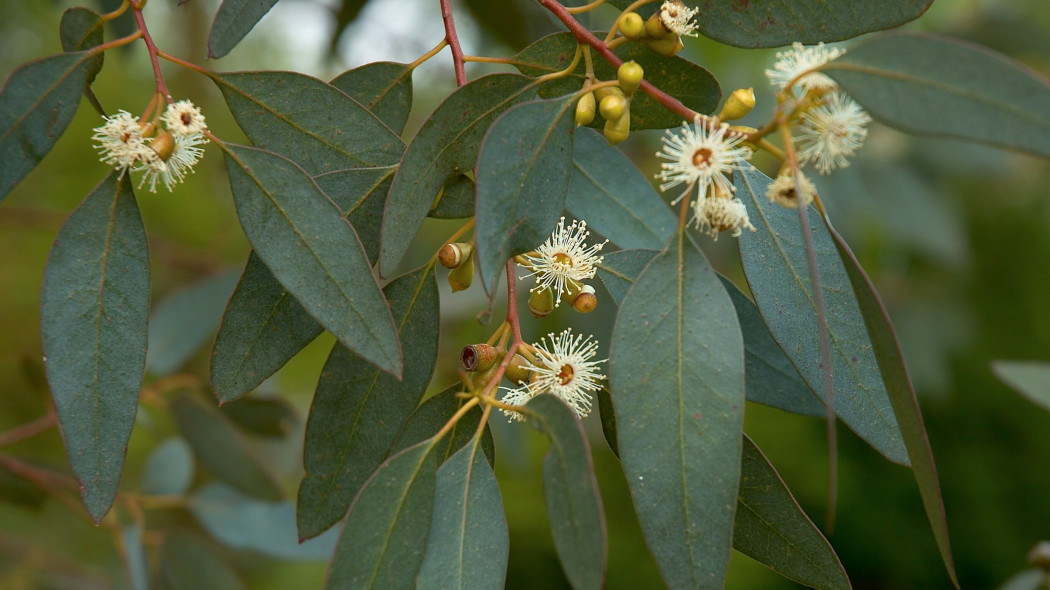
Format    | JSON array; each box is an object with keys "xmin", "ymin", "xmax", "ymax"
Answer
[
  {"xmin": 131, "ymin": 4, "xmax": 172, "ymax": 100},
  {"xmin": 0, "ymin": 413, "xmax": 57, "ymax": 447},
  {"xmin": 439, "ymin": 0, "xmax": 467, "ymax": 86}
]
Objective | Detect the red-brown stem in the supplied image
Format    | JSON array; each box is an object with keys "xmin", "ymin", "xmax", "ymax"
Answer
[
  {"xmin": 0, "ymin": 413, "xmax": 57, "ymax": 448},
  {"xmin": 440, "ymin": 0, "xmax": 467, "ymax": 86},
  {"xmin": 132, "ymin": 3, "xmax": 172, "ymax": 101},
  {"xmin": 505, "ymin": 260, "xmax": 524, "ymax": 347}
]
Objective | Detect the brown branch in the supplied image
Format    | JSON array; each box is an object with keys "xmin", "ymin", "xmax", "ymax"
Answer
[
  {"xmin": 132, "ymin": 2, "xmax": 172, "ymax": 100},
  {"xmin": 440, "ymin": 0, "xmax": 467, "ymax": 86},
  {"xmin": 0, "ymin": 413, "xmax": 57, "ymax": 448}
]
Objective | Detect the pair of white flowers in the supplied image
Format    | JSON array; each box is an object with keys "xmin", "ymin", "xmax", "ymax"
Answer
[{"xmin": 92, "ymin": 100, "xmax": 208, "ymax": 192}]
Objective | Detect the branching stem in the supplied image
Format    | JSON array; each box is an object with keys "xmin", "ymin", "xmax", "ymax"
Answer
[
  {"xmin": 439, "ymin": 0, "xmax": 467, "ymax": 86},
  {"xmin": 131, "ymin": 3, "xmax": 171, "ymax": 101}
]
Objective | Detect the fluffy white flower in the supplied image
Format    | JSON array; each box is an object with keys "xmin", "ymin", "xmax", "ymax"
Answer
[
  {"xmin": 521, "ymin": 217, "xmax": 607, "ymax": 306},
  {"xmin": 795, "ymin": 92, "xmax": 871, "ymax": 175},
  {"xmin": 162, "ymin": 99, "xmax": 208, "ymax": 136},
  {"xmin": 498, "ymin": 386, "xmax": 535, "ymax": 422},
  {"xmin": 136, "ymin": 132, "xmax": 207, "ymax": 193},
  {"xmin": 656, "ymin": 118, "xmax": 752, "ymax": 206},
  {"xmin": 766, "ymin": 169, "xmax": 816, "ymax": 209},
  {"xmin": 659, "ymin": 1, "xmax": 699, "ymax": 38},
  {"xmin": 499, "ymin": 329, "xmax": 607, "ymax": 421},
  {"xmin": 765, "ymin": 42, "xmax": 844, "ymax": 93},
  {"xmin": 693, "ymin": 192, "xmax": 755, "ymax": 239},
  {"xmin": 92, "ymin": 110, "xmax": 151, "ymax": 174}
]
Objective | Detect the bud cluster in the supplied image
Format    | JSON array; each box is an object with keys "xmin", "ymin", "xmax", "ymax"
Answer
[{"xmin": 576, "ymin": 60, "xmax": 645, "ymax": 146}]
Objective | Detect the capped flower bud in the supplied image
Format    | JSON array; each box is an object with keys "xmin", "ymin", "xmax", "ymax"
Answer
[
  {"xmin": 461, "ymin": 343, "xmax": 500, "ymax": 372},
  {"xmin": 599, "ymin": 94, "xmax": 626, "ymax": 121},
  {"xmin": 575, "ymin": 91, "xmax": 596, "ymax": 126},
  {"xmin": 617, "ymin": 61, "xmax": 644, "ymax": 96},
  {"xmin": 645, "ymin": 12, "xmax": 672, "ymax": 39},
  {"xmin": 618, "ymin": 12, "xmax": 645, "ymax": 40},
  {"xmin": 559, "ymin": 280, "xmax": 584, "ymax": 305},
  {"xmin": 528, "ymin": 286, "xmax": 555, "ymax": 318},
  {"xmin": 718, "ymin": 87, "xmax": 756, "ymax": 121},
  {"xmin": 647, "ymin": 35, "xmax": 684, "ymax": 57},
  {"xmin": 593, "ymin": 85, "xmax": 624, "ymax": 102},
  {"xmin": 448, "ymin": 251, "xmax": 474, "ymax": 292},
  {"xmin": 438, "ymin": 242, "xmax": 473, "ymax": 269},
  {"xmin": 572, "ymin": 285, "xmax": 598, "ymax": 314},
  {"xmin": 504, "ymin": 354, "xmax": 533, "ymax": 385},
  {"xmin": 604, "ymin": 111, "xmax": 631, "ymax": 145},
  {"xmin": 149, "ymin": 131, "xmax": 175, "ymax": 162}
]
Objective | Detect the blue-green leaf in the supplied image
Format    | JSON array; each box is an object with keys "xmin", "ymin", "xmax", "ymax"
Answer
[
  {"xmin": 391, "ymin": 383, "xmax": 496, "ymax": 466},
  {"xmin": 59, "ymin": 7, "xmax": 104, "ymax": 83},
  {"xmin": 475, "ymin": 96, "xmax": 576, "ymax": 294},
  {"xmin": 609, "ymin": 232, "xmax": 744, "ymax": 589},
  {"xmin": 122, "ymin": 525, "xmax": 149, "ymax": 590},
  {"xmin": 736, "ymin": 163, "xmax": 908, "ymax": 465},
  {"xmin": 147, "ymin": 271, "xmax": 239, "ymax": 376},
  {"xmin": 208, "ymin": 0, "xmax": 279, "ymax": 59},
  {"xmin": 140, "ymin": 437, "xmax": 195, "ymax": 496},
  {"xmin": 41, "ymin": 173, "xmax": 149, "ymax": 523},
  {"xmin": 993, "ymin": 361, "xmax": 1050, "ymax": 412},
  {"xmin": 331, "ymin": 62, "xmax": 414, "ymax": 134},
  {"xmin": 223, "ymin": 144, "xmax": 402, "ymax": 377}
]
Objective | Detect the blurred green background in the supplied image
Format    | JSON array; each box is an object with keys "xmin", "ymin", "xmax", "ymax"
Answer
[{"xmin": 1, "ymin": 0, "xmax": 1048, "ymax": 588}]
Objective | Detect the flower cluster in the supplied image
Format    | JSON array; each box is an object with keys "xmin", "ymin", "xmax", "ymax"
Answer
[
  {"xmin": 92, "ymin": 99, "xmax": 208, "ymax": 192},
  {"xmin": 658, "ymin": 1, "xmax": 699, "ymax": 38},
  {"xmin": 499, "ymin": 328, "xmax": 607, "ymax": 421},
  {"xmin": 520, "ymin": 217, "xmax": 607, "ymax": 308}
]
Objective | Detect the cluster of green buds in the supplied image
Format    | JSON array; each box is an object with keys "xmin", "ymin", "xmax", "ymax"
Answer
[
  {"xmin": 617, "ymin": 1, "xmax": 698, "ymax": 57},
  {"xmin": 438, "ymin": 242, "xmax": 475, "ymax": 292},
  {"xmin": 526, "ymin": 280, "xmax": 597, "ymax": 318},
  {"xmin": 576, "ymin": 60, "xmax": 645, "ymax": 145}
]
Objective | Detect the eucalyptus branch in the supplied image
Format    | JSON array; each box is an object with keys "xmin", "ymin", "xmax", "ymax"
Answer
[
  {"xmin": 0, "ymin": 413, "xmax": 57, "ymax": 447},
  {"xmin": 439, "ymin": 0, "xmax": 467, "ymax": 86},
  {"xmin": 131, "ymin": 4, "xmax": 172, "ymax": 101}
]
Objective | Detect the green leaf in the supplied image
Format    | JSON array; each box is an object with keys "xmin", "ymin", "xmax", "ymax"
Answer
[
  {"xmin": 609, "ymin": 232, "xmax": 744, "ymax": 589},
  {"xmin": 527, "ymin": 394, "xmax": 607, "ymax": 590},
  {"xmin": 428, "ymin": 175, "xmax": 476, "ymax": 220},
  {"xmin": 147, "ymin": 271, "xmax": 239, "ymax": 376},
  {"xmin": 379, "ymin": 74, "xmax": 538, "ymax": 277},
  {"xmin": 161, "ymin": 529, "xmax": 246, "ymax": 590},
  {"xmin": 392, "ymin": 383, "xmax": 496, "ymax": 467},
  {"xmin": 992, "ymin": 361, "xmax": 1050, "ymax": 412},
  {"xmin": 220, "ymin": 396, "xmax": 297, "ymax": 438},
  {"xmin": 209, "ymin": 252, "xmax": 324, "ymax": 403},
  {"xmin": 567, "ymin": 128, "xmax": 676, "ymax": 250},
  {"xmin": 326, "ymin": 441, "xmax": 437, "ymax": 589},
  {"xmin": 0, "ymin": 52, "xmax": 93, "ymax": 201},
  {"xmin": 314, "ymin": 166, "xmax": 394, "ymax": 264},
  {"xmin": 224, "ymin": 144, "xmax": 402, "ymax": 377},
  {"xmin": 511, "ymin": 33, "xmax": 719, "ymax": 130},
  {"xmin": 331, "ymin": 62, "xmax": 414, "ymax": 134},
  {"xmin": 736, "ymin": 164, "xmax": 908, "ymax": 465},
  {"xmin": 59, "ymin": 7, "xmax": 104, "ymax": 83},
  {"xmin": 213, "ymin": 71, "xmax": 404, "ymax": 176},
  {"xmin": 416, "ymin": 435, "xmax": 508, "ymax": 590},
  {"xmin": 475, "ymin": 96, "xmax": 576, "ymax": 294},
  {"xmin": 826, "ymin": 222, "xmax": 959, "ymax": 587},
  {"xmin": 721, "ymin": 277, "xmax": 826, "ymax": 418},
  {"xmin": 140, "ymin": 437, "xmax": 195, "ymax": 496},
  {"xmin": 208, "ymin": 0, "xmax": 279, "ymax": 59},
  {"xmin": 607, "ymin": 0, "xmax": 933, "ymax": 48},
  {"xmin": 41, "ymin": 173, "xmax": 149, "ymax": 523},
  {"xmin": 735, "ymin": 435, "xmax": 850, "ymax": 590},
  {"xmin": 170, "ymin": 393, "xmax": 284, "ymax": 501},
  {"xmin": 597, "ymin": 248, "xmax": 821, "ymax": 417},
  {"xmin": 189, "ymin": 483, "xmax": 339, "ymax": 561},
  {"xmin": 596, "ymin": 388, "xmax": 619, "ymax": 457},
  {"xmin": 823, "ymin": 32, "xmax": 1050, "ymax": 158},
  {"xmin": 298, "ymin": 266, "xmax": 439, "ymax": 540}
]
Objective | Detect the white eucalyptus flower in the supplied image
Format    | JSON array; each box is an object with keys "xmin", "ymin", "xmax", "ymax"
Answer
[
  {"xmin": 795, "ymin": 92, "xmax": 871, "ymax": 175},
  {"xmin": 766, "ymin": 169, "xmax": 816, "ymax": 209},
  {"xmin": 499, "ymin": 328, "xmax": 607, "ymax": 421},
  {"xmin": 765, "ymin": 42, "xmax": 844, "ymax": 93},
  {"xmin": 92, "ymin": 110, "xmax": 151, "ymax": 174},
  {"xmin": 161, "ymin": 99, "xmax": 208, "ymax": 136},
  {"xmin": 521, "ymin": 217, "xmax": 607, "ymax": 306},
  {"xmin": 659, "ymin": 1, "xmax": 700, "ymax": 38},
  {"xmin": 136, "ymin": 132, "xmax": 207, "ymax": 193},
  {"xmin": 655, "ymin": 118, "xmax": 752, "ymax": 206},
  {"xmin": 693, "ymin": 191, "xmax": 755, "ymax": 239}
]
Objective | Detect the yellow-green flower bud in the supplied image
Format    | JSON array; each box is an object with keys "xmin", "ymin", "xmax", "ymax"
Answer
[
  {"xmin": 647, "ymin": 35, "xmax": 684, "ymax": 57},
  {"xmin": 594, "ymin": 85, "xmax": 624, "ymax": 102},
  {"xmin": 504, "ymin": 354, "xmax": 532, "ymax": 385},
  {"xmin": 604, "ymin": 111, "xmax": 631, "ymax": 145},
  {"xmin": 528, "ymin": 287, "xmax": 555, "ymax": 318},
  {"xmin": 461, "ymin": 343, "xmax": 500, "ymax": 372},
  {"xmin": 618, "ymin": 12, "xmax": 645, "ymax": 39},
  {"xmin": 645, "ymin": 12, "xmax": 672, "ymax": 39},
  {"xmin": 150, "ymin": 132, "xmax": 175, "ymax": 162},
  {"xmin": 617, "ymin": 61, "xmax": 644, "ymax": 96},
  {"xmin": 718, "ymin": 87, "xmax": 756, "ymax": 121},
  {"xmin": 599, "ymin": 94, "xmax": 626, "ymax": 121},
  {"xmin": 438, "ymin": 242, "xmax": 473, "ymax": 269},
  {"xmin": 575, "ymin": 91, "xmax": 596, "ymax": 126},
  {"xmin": 448, "ymin": 250, "xmax": 474, "ymax": 292}
]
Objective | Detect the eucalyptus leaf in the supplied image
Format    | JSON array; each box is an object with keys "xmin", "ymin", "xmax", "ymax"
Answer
[
  {"xmin": 208, "ymin": 0, "xmax": 279, "ymax": 59},
  {"xmin": 609, "ymin": 232, "xmax": 744, "ymax": 589},
  {"xmin": 527, "ymin": 394, "xmax": 607, "ymax": 590},
  {"xmin": 736, "ymin": 164, "xmax": 908, "ymax": 465},
  {"xmin": 331, "ymin": 61, "xmax": 414, "ymax": 134},
  {"xmin": 391, "ymin": 383, "xmax": 496, "ymax": 466},
  {"xmin": 140, "ymin": 437, "xmax": 195, "ymax": 496},
  {"xmin": 475, "ymin": 96, "xmax": 576, "ymax": 295},
  {"xmin": 379, "ymin": 74, "xmax": 538, "ymax": 277},
  {"xmin": 326, "ymin": 441, "xmax": 437, "ymax": 590},
  {"xmin": 220, "ymin": 396, "xmax": 297, "ymax": 438},
  {"xmin": 170, "ymin": 393, "xmax": 284, "ymax": 501},
  {"xmin": 735, "ymin": 435, "xmax": 850, "ymax": 589},
  {"xmin": 567, "ymin": 128, "xmax": 676, "ymax": 250},
  {"xmin": 122, "ymin": 525, "xmax": 149, "ymax": 590},
  {"xmin": 427, "ymin": 175, "xmax": 476, "ymax": 220},
  {"xmin": 992, "ymin": 361, "xmax": 1050, "ymax": 412},
  {"xmin": 59, "ymin": 7, "xmax": 104, "ymax": 83},
  {"xmin": 823, "ymin": 32, "xmax": 1050, "ymax": 158},
  {"xmin": 41, "ymin": 173, "xmax": 149, "ymax": 523},
  {"xmin": 512, "ymin": 32, "xmax": 719, "ymax": 129},
  {"xmin": 161, "ymin": 529, "xmax": 246, "ymax": 590},
  {"xmin": 147, "ymin": 271, "xmax": 239, "ymax": 377},
  {"xmin": 298, "ymin": 266, "xmax": 438, "ymax": 540},
  {"xmin": 223, "ymin": 144, "xmax": 402, "ymax": 377},
  {"xmin": 0, "ymin": 52, "xmax": 93, "ymax": 201},
  {"xmin": 416, "ymin": 435, "xmax": 508, "ymax": 590}
]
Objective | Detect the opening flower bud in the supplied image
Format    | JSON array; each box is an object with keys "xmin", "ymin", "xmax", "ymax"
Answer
[
  {"xmin": 438, "ymin": 242, "xmax": 473, "ymax": 269},
  {"xmin": 575, "ymin": 91, "xmax": 596, "ymax": 126},
  {"xmin": 603, "ymin": 111, "xmax": 631, "ymax": 145},
  {"xmin": 529, "ymin": 287, "xmax": 555, "ymax": 318},
  {"xmin": 448, "ymin": 251, "xmax": 474, "ymax": 292},
  {"xmin": 504, "ymin": 354, "xmax": 532, "ymax": 385},
  {"xmin": 617, "ymin": 61, "xmax": 644, "ymax": 96},
  {"xmin": 599, "ymin": 94, "xmax": 626, "ymax": 121},
  {"xmin": 149, "ymin": 132, "xmax": 175, "ymax": 162},
  {"xmin": 618, "ymin": 12, "xmax": 645, "ymax": 39},
  {"xmin": 461, "ymin": 343, "xmax": 500, "ymax": 372},
  {"xmin": 718, "ymin": 87, "xmax": 756, "ymax": 121},
  {"xmin": 572, "ymin": 285, "xmax": 597, "ymax": 314},
  {"xmin": 645, "ymin": 11, "xmax": 672, "ymax": 39}
]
